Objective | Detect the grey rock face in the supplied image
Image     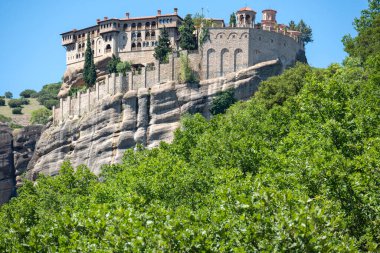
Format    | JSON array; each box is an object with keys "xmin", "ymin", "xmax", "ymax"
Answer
[
  {"xmin": 13, "ymin": 125, "xmax": 44, "ymax": 176},
  {"xmin": 0, "ymin": 123, "xmax": 15, "ymax": 205},
  {"xmin": 27, "ymin": 60, "xmax": 283, "ymax": 178}
]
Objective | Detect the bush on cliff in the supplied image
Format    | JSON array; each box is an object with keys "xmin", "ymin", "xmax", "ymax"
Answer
[
  {"xmin": 12, "ymin": 107, "xmax": 22, "ymax": 115},
  {"xmin": 7, "ymin": 99, "xmax": 24, "ymax": 108},
  {"xmin": 0, "ymin": 98, "xmax": 5, "ymax": 106},
  {"xmin": 209, "ymin": 88, "xmax": 237, "ymax": 115},
  {"xmin": 37, "ymin": 83, "xmax": 61, "ymax": 109},
  {"xmin": 30, "ymin": 108, "xmax": 51, "ymax": 125}
]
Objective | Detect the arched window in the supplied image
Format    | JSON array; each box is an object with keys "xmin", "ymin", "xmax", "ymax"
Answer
[
  {"xmin": 131, "ymin": 43, "xmax": 137, "ymax": 51},
  {"xmin": 123, "ymin": 24, "xmax": 128, "ymax": 30},
  {"xmin": 137, "ymin": 42, "xmax": 142, "ymax": 50},
  {"xmin": 137, "ymin": 23, "xmax": 142, "ymax": 29},
  {"xmin": 145, "ymin": 22, "xmax": 150, "ymax": 28},
  {"xmin": 105, "ymin": 44, "xmax": 112, "ymax": 53},
  {"xmin": 151, "ymin": 31, "xmax": 156, "ymax": 39},
  {"xmin": 151, "ymin": 21, "xmax": 156, "ymax": 28},
  {"xmin": 137, "ymin": 32, "xmax": 142, "ymax": 40},
  {"xmin": 131, "ymin": 23, "xmax": 136, "ymax": 30},
  {"xmin": 145, "ymin": 31, "xmax": 151, "ymax": 40}
]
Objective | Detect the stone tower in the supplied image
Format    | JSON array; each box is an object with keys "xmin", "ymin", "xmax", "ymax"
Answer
[
  {"xmin": 236, "ymin": 7, "xmax": 256, "ymax": 28},
  {"xmin": 261, "ymin": 9, "xmax": 277, "ymax": 30}
]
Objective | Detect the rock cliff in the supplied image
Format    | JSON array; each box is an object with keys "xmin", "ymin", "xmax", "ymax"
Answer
[
  {"xmin": 27, "ymin": 60, "xmax": 283, "ymax": 178},
  {"xmin": 0, "ymin": 123, "xmax": 15, "ymax": 205}
]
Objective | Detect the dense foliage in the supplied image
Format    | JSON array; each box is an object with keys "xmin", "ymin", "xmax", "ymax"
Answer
[
  {"xmin": 37, "ymin": 83, "xmax": 61, "ymax": 109},
  {"xmin": 0, "ymin": 98, "xmax": 5, "ymax": 106},
  {"xmin": 116, "ymin": 61, "xmax": 132, "ymax": 76},
  {"xmin": 209, "ymin": 88, "xmax": 237, "ymax": 115},
  {"xmin": 107, "ymin": 54, "xmax": 121, "ymax": 74},
  {"xmin": 343, "ymin": 0, "xmax": 380, "ymax": 63},
  {"xmin": 83, "ymin": 33, "xmax": 97, "ymax": 87},
  {"xmin": 30, "ymin": 108, "xmax": 51, "ymax": 125},
  {"xmin": 179, "ymin": 14, "xmax": 197, "ymax": 51},
  {"xmin": 288, "ymin": 19, "xmax": 313, "ymax": 45},
  {"xmin": 154, "ymin": 27, "xmax": 172, "ymax": 63},
  {"xmin": 20, "ymin": 89, "xmax": 38, "ymax": 98}
]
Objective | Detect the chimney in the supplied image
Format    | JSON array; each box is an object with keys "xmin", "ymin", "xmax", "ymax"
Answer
[
  {"xmin": 125, "ymin": 12, "xmax": 130, "ymax": 19},
  {"xmin": 157, "ymin": 10, "xmax": 162, "ymax": 15},
  {"xmin": 174, "ymin": 8, "xmax": 178, "ymax": 15},
  {"xmin": 104, "ymin": 17, "xmax": 108, "ymax": 20}
]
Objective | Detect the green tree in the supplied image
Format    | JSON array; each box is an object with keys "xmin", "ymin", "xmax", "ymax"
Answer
[
  {"xmin": 0, "ymin": 98, "xmax": 5, "ymax": 106},
  {"xmin": 30, "ymin": 108, "xmax": 51, "ymax": 125},
  {"xmin": 229, "ymin": 12, "xmax": 237, "ymax": 27},
  {"xmin": 289, "ymin": 20, "xmax": 297, "ymax": 30},
  {"xmin": 37, "ymin": 83, "xmax": 61, "ymax": 109},
  {"xmin": 296, "ymin": 19, "xmax": 313, "ymax": 44},
  {"xmin": 179, "ymin": 14, "xmax": 197, "ymax": 50},
  {"xmin": 154, "ymin": 27, "xmax": 172, "ymax": 63},
  {"xmin": 210, "ymin": 88, "xmax": 237, "ymax": 115},
  {"xmin": 116, "ymin": 61, "xmax": 132, "ymax": 76},
  {"xmin": 7, "ymin": 99, "xmax": 24, "ymax": 108},
  {"xmin": 342, "ymin": 0, "xmax": 380, "ymax": 62},
  {"xmin": 83, "ymin": 33, "xmax": 97, "ymax": 87},
  {"xmin": 107, "ymin": 54, "xmax": 121, "ymax": 74},
  {"xmin": 4, "ymin": 91, "xmax": 12, "ymax": 99},
  {"xmin": 12, "ymin": 107, "xmax": 22, "ymax": 114},
  {"xmin": 20, "ymin": 89, "xmax": 37, "ymax": 98}
]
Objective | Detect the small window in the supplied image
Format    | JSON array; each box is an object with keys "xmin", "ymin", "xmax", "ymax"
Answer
[
  {"xmin": 220, "ymin": 35, "xmax": 223, "ymax": 39},
  {"xmin": 245, "ymin": 35, "xmax": 248, "ymax": 38}
]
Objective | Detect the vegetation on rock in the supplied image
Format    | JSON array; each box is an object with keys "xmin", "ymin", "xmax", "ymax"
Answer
[
  {"xmin": 116, "ymin": 61, "xmax": 132, "ymax": 76},
  {"xmin": 179, "ymin": 53, "xmax": 198, "ymax": 83},
  {"xmin": 107, "ymin": 54, "xmax": 121, "ymax": 74},
  {"xmin": 209, "ymin": 88, "xmax": 237, "ymax": 115},
  {"xmin": 30, "ymin": 108, "xmax": 51, "ymax": 125},
  {"xmin": 229, "ymin": 12, "xmax": 237, "ymax": 27},
  {"xmin": 11, "ymin": 107, "xmax": 22, "ymax": 115}
]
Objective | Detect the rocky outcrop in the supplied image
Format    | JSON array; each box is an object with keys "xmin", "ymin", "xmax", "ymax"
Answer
[
  {"xmin": 27, "ymin": 60, "xmax": 283, "ymax": 178},
  {"xmin": 0, "ymin": 123, "xmax": 15, "ymax": 205},
  {"xmin": 59, "ymin": 57, "xmax": 111, "ymax": 98},
  {"xmin": 13, "ymin": 125, "xmax": 44, "ymax": 179}
]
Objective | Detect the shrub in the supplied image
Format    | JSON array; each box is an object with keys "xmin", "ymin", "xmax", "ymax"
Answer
[
  {"xmin": 107, "ymin": 54, "xmax": 121, "ymax": 74},
  {"xmin": 116, "ymin": 61, "xmax": 132, "ymax": 76},
  {"xmin": 179, "ymin": 53, "xmax": 198, "ymax": 83},
  {"xmin": 68, "ymin": 86, "xmax": 87, "ymax": 97},
  {"xmin": 30, "ymin": 108, "xmax": 51, "ymax": 125},
  {"xmin": 7, "ymin": 99, "xmax": 23, "ymax": 108},
  {"xmin": 37, "ymin": 83, "xmax": 61, "ymax": 109},
  {"xmin": 19, "ymin": 98, "xmax": 30, "ymax": 105},
  {"xmin": 0, "ymin": 98, "xmax": 5, "ymax": 106},
  {"xmin": 4, "ymin": 91, "xmax": 12, "ymax": 99},
  {"xmin": 210, "ymin": 88, "xmax": 237, "ymax": 115},
  {"xmin": 12, "ymin": 107, "xmax": 22, "ymax": 114},
  {"xmin": 20, "ymin": 89, "xmax": 37, "ymax": 98}
]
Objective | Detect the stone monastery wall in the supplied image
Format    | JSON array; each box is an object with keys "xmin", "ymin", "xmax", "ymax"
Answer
[{"xmin": 53, "ymin": 52, "xmax": 200, "ymax": 124}]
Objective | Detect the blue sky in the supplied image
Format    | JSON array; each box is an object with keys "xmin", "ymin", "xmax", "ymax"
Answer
[{"xmin": 0, "ymin": 0, "xmax": 368, "ymax": 97}]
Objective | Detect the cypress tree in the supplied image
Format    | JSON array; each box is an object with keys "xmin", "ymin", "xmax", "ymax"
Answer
[
  {"xmin": 229, "ymin": 12, "xmax": 237, "ymax": 27},
  {"xmin": 179, "ymin": 14, "xmax": 197, "ymax": 50},
  {"xmin": 83, "ymin": 33, "xmax": 97, "ymax": 87},
  {"xmin": 154, "ymin": 27, "xmax": 172, "ymax": 63}
]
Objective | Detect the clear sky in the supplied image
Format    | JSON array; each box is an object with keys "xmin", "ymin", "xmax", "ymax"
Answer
[{"xmin": 0, "ymin": 0, "xmax": 368, "ymax": 97}]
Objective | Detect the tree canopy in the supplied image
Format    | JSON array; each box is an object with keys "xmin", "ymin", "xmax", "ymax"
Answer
[
  {"xmin": 107, "ymin": 54, "xmax": 121, "ymax": 74},
  {"xmin": 229, "ymin": 12, "xmax": 237, "ymax": 27},
  {"xmin": 179, "ymin": 14, "xmax": 197, "ymax": 50}
]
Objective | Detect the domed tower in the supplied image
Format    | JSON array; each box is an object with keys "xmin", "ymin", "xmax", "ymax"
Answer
[
  {"xmin": 261, "ymin": 9, "xmax": 277, "ymax": 31},
  {"xmin": 236, "ymin": 7, "xmax": 256, "ymax": 28}
]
